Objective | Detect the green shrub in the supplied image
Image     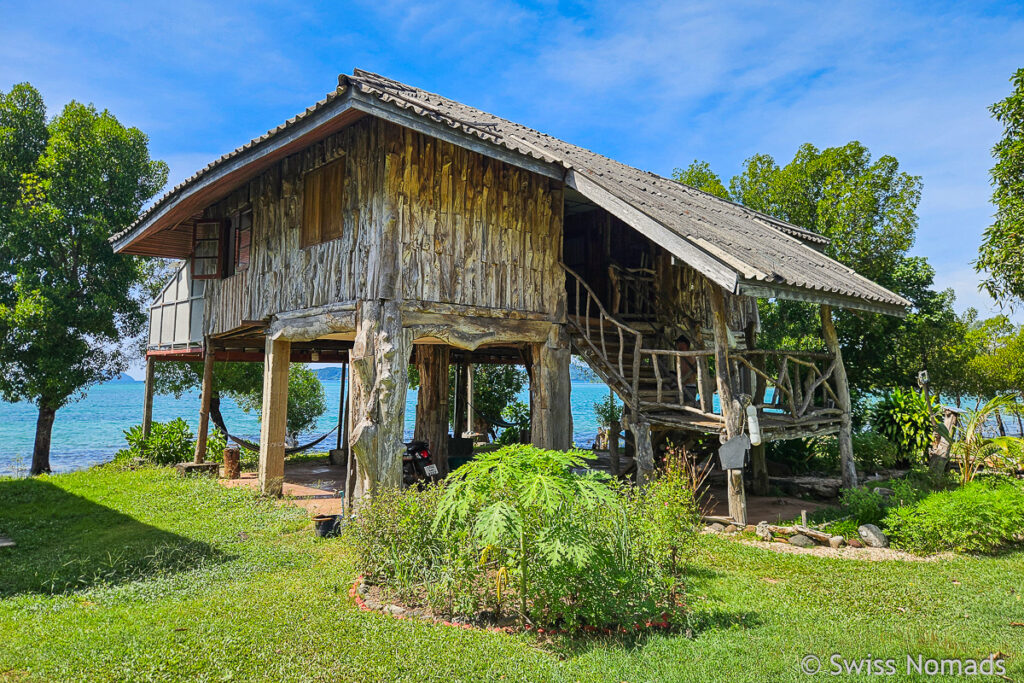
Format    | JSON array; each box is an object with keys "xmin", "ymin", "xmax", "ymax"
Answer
[
  {"xmin": 871, "ymin": 388, "xmax": 938, "ymax": 461},
  {"xmin": 852, "ymin": 431, "xmax": 899, "ymax": 471},
  {"xmin": 593, "ymin": 392, "xmax": 623, "ymax": 428},
  {"xmin": 840, "ymin": 486, "xmax": 886, "ymax": 526},
  {"xmin": 883, "ymin": 478, "xmax": 1024, "ymax": 553},
  {"xmin": 347, "ymin": 445, "xmax": 696, "ymax": 630},
  {"xmin": 116, "ymin": 419, "xmax": 195, "ymax": 466}
]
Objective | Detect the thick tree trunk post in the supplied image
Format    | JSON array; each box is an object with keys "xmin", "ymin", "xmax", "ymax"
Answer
[
  {"xmin": 193, "ymin": 340, "xmax": 216, "ymax": 464},
  {"xmin": 630, "ymin": 416, "xmax": 655, "ymax": 485},
  {"xmin": 710, "ymin": 286, "xmax": 747, "ymax": 525},
  {"xmin": 530, "ymin": 324, "xmax": 573, "ymax": 450},
  {"xmin": 31, "ymin": 402, "xmax": 56, "ymax": 475},
  {"xmin": 142, "ymin": 356, "xmax": 155, "ymax": 439},
  {"xmin": 349, "ymin": 300, "xmax": 411, "ymax": 498},
  {"xmin": 414, "ymin": 344, "xmax": 451, "ymax": 475},
  {"xmin": 454, "ymin": 363, "xmax": 468, "ymax": 439},
  {"xmin": 258, "ymin": 337, "xmax": 290, "ymax": 496},
  {"xmin": 820, "ymin": 305, "xmax": 857, "ymax": 490},
  {"xmin": 609, "ymin": 418, "xmax": 620, "ymax": 475}
]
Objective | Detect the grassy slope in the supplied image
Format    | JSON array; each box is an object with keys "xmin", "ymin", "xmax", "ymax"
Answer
[{"xmin": 0, "ymin": 467, "xmax": 1021, "ymax": 682}]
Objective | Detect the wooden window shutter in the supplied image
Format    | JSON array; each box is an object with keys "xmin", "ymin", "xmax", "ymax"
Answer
[{"xmin": 302, "ymin": 158, "xmax": 345, "ymax": 248}]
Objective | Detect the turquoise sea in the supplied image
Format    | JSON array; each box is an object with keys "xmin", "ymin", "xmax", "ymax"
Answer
[{"xmin": 0, "ymin": 380, "xmax": 621, "ymax": 477}]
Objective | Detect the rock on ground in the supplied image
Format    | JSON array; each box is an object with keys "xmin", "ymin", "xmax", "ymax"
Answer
[
  {"xmin": 858, "ymin": 524, "xmax": 889, "ymax": 548},
  {"xmin": 828, "ymin": 536, "xmax": 845, "ymax": 548},
  {"xmin": 789, "ymin": 534, "xmax": 815, "ymax": 548},
  {"xmin": 755, "ymin": 521, "xmax": 773, "ymax": 542}
]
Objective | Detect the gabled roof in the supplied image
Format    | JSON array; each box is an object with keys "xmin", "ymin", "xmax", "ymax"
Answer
[{"xmin": 113, "ymin": 69, "xmax": 910, "ymax": 316}]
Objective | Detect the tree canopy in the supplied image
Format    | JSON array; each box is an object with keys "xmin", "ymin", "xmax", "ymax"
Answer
[
  {"xmin": 0, "ymin": 84, "xmax": 167, "ymax": 474},
  {"xmin": 673, "ymin": 143, "xmax": 963, "ymax": 403},
  {"xmin": 976, "ymin": 68, "xmax": 1024, "ymax": 306}
]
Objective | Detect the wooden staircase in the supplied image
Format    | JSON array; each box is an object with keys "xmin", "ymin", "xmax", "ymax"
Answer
[
  {"xmin": 563, "ymin": 265, "xmax": 724, "ymax": 434},
  {"xmin": 563, "ymin": 264, "xmax": 846, "ymax": 440}
]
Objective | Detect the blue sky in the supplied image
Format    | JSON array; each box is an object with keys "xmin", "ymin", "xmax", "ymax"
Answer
[{"xmin": 3, "ymin": 0, "xmax": 1024, "ymax": 321}]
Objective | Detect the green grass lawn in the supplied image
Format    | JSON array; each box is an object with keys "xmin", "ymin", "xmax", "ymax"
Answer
[{"xmin": 1, "ymin": 466, "xmax": 1021, "ymax": 682}]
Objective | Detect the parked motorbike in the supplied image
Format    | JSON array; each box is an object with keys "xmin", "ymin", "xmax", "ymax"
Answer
[{"xmin": 402, "ymin": 440, "xmax": 438, "ymax": 487}]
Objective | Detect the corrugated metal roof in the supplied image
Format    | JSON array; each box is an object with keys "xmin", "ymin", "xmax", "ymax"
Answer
[{"xmin": 114, "ymin": 68, "xmax": 909, "ymax": 313}]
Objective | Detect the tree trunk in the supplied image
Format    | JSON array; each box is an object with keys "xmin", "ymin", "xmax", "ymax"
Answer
[
  {"xmin": 31, "ymin": 402, "xmax": 56, "ymax": 475},
  {"xmin": 820, "ymin": 305, "xmax": 857, "ymax": 490},
  {"xmin": 414, "ymin": 344, "xmax": 450, "ymax": 475},
  {"xmin": 995, "ymin": 410, "xmax": 1007, "ymax": 437},
  {"xmin": 709, "ymin": 285, "xmax": 746, "ymax": 525}
]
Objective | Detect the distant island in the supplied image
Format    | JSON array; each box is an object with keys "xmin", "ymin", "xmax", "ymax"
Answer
[{"xmin": 103, "ymin": 373, "xmax": 139, "ymax": 384}]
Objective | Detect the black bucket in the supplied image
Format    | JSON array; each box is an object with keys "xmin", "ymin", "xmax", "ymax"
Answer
[{"xmin": 312, "ymin": 514, "xmax": 341, "ymax": 538}]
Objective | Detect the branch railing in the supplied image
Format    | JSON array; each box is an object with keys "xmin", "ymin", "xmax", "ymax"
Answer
[{"xmin": 563, "ymin": 264, "xmax": 841, "ymax": 424}]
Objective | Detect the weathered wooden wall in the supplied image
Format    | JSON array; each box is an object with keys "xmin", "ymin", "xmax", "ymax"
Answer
[{"xmin": 201, "ymin": 117, "xmax": 564, "ymax": 337}]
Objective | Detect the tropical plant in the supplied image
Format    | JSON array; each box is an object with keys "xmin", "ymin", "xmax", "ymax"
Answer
[
  {"xmin": 872, "ymin": 387, "xmax": 940, "ymax": 460},
  {"xmin": 884, "ymin": 477, "xmax": 1024, "ymax": 554},
  {"xmin": 948, "ymin": 394, "xmax": 1024, "ymax": 484},
  {"xmin": 117, "ymin": 419, "xmax": 195, "ymax": 466},
  {"xmin": 593, "ymin": 390, "xmax": 623, "ymax": 428},
  {"xmin": 0, "ymin": 84, "xmax": 168, "ymax": 474},
  {"xmin": 433, "ymin": 445, "xmax": 617, "ymax": 622}
]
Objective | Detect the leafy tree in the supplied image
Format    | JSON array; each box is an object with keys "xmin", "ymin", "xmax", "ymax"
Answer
[
  {"xmin": 672, "ymin": 160, "xmax": 730, "ymax": 199},
  {"xmin": 976, "ymin": 68, "xmax": 1024, "ymax": 305},
  {"xmin": 155, "ymin": 361, "xmax": 327, "ymax": 441},
  {"xmin": 0, "ymin": 85, "xmax": 167, "ymax": 474},
  {"xmin": 676, "ymin": 145, "xmax": 970, "ymax": 402}
]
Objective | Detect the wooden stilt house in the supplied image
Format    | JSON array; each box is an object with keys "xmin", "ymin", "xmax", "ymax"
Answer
[{"xmin": 113, "ymin": 70, "xmax": 909, "ymax": 522}]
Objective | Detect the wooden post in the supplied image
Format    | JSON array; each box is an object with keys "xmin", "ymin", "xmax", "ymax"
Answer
[
  {"xmin": 608, "ymin": 417, "xmax": 620, "ymax": 475},
  {"xmin": 454, "ymin": 363, "xmax": 468, "ymax": 439},
  {"xmin": 710, "ymin": 286, "xmax": 747, "ymax": 525},
  {"xmin": 193, "ymin": 339, "xmax": 216, "ymax": 464},
  {"xmin": 631, "ymin": 416, "xmax": 655, "ymax": 485},
  {"xmin": 414, "ymin": 344, "xmax": 451, "ymax": 475},
  {"xmin": 349, "ymin": 300, "xmax": 411, "ymax": 498},
  {"xmin": 820, "ymin": 305, "xmax": 857, "ymax": 490},
  {"xmin": 465, "ymin": 362, "xmax": 474, "ymax": 437},
  {"xmin": 530, "ymin": 324, "xmax": 573, "ymax": 450},
  {"xmin": 750, "ymin": 442, "xmax": 770, "ymax": 497},
  {"xmin": 142, "ymin": 356, "xmax": 155, "ymax": 439},
  {"xmin": 258, "ymin": 337, "xmax": 290, "ymax": 496}
]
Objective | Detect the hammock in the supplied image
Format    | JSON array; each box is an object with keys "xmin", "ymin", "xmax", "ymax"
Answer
[
  {"xmin": 470, "ymin": 404, "xmax": 526, "ymax": 430},
  {"xmin": 212, "ymin": 413, "xmax": 340, "ymax": 455}
]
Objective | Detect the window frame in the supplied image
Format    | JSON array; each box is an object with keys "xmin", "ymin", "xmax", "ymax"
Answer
[{"xmin": 191, "ymin": 220, "xmax": 224, "ymax": 280}]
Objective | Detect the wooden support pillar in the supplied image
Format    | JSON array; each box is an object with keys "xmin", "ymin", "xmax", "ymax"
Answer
[
  {"xmin": 258, "ymin": 337, "xmax": 290, "ymax": 496},
  {"xmin": 710, "ymin": 286, "xmax": 747, "ymax": 525},
  {"xmin": 820, "ymin": 305, "xmax": 857, "ymax": 490},
  {"xmin": 142, "ymin": 356, "xmax": 155, "ymax": 439},
  {"xmin": 349, "ymin": 300, "xmax": 411, "ymax": 498},
  {"xmin": 530, "ymin": 324, "xmax": 573, "ymax": 450},
  {"xmin": 193, "ymin": 339, "xmax": 216, "ymax": 464},
  {"xmin": 630, "ymin": 416, "xmax": 655, "ymax": 486},
  {"xmin": 465, "ymin": 363, "xmax": 475, "ymax": 437},
  {"xmin": 609, "ymin": 418, "xmax": 620, "ymax": 476},
  {"xmin": 454, "ymin": 363, "xmax": 469, "ymax": 439},
  {"xmin": 414, "ymin": 344, "xmax": 451, "ymax": 475}
]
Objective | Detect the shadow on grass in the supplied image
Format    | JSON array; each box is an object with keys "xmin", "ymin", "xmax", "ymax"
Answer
[
  {"xmin": 0, "ymin": 477, "xmax": 227, "ymax": 596},
  {"xmin": 544, "ymin": 605, "xmax": 762, "ymax": 658}
]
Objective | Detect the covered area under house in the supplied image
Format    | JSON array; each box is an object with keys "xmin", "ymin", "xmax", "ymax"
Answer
[{"xmin": 114, "ymin": 69, "xmax": 910, "ymax": 525}]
